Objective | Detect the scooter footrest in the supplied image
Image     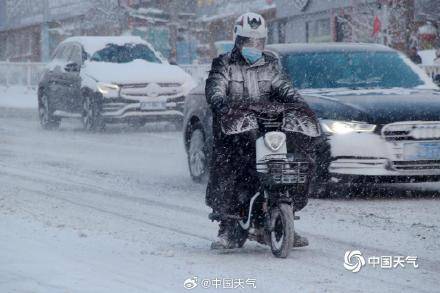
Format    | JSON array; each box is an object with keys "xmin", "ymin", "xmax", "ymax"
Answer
[{"xmin": 209, "ymin": 212, "xmax": 242, "ymax": 222}]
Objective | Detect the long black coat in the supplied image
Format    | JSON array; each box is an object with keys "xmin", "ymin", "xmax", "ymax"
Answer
[{"xmin": 204, "ymin": 47, "xmax": 324, "ymax": 216}]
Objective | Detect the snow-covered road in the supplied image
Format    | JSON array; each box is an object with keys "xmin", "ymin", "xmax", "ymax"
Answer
[{"xmin": 0, "ymin": 107, "xmax": 439, "ymax": 293}]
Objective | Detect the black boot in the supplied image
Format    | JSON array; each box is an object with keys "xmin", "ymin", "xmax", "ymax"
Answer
[
  {"xmin": 211, "ymin": 220, "xmax": 236, "ymax": 250},
  {"xmin": 293, "ymin": 231, "xmax": 309, "ymax": 247}
]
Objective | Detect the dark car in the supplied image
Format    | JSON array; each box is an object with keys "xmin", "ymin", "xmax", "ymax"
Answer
[
  {"xmin": 38, "ymin": 36, "xmax": 195, "ymax": 130},
  {"xmin": 183, "ymin": 43, "xmax": 440, "ymax": 195}
]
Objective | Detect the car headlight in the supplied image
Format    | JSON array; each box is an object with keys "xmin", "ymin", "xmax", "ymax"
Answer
[
  {"xmin": 97, "ymin": 82, "xmax": 120, "ymax": 98},
  {"xmin": 320, "ymin": 119, "xmax": 376, "ymax": 134}
]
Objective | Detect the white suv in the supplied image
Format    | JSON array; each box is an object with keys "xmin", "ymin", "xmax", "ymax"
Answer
[{"xmin": 38, "ymin": 36, "xmax": 195, "ymax": 130}]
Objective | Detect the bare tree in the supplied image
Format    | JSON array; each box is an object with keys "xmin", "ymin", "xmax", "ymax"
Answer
[{"xmin": 335, "ymin": 0, "xmax": 414, "ymax": 50}]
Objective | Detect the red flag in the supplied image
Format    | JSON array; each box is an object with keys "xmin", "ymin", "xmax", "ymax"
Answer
[{"xmin": 372, "ymin": 16, "xmax": 381, "ymax": 37}]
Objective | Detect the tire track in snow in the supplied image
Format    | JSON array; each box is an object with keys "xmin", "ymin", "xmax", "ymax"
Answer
[
  {"xmin": 0, "ymin": 163, "xmax": 206, "ymax": 218},
  {"xmin": 1, "ymin": 165, "xmax": 438, "ymax": 292},
  {"xmin": 1, "ymin": 164, "xmax": 440, "ymax": 277},
  {"xmin": 0, "ymin": 172, "xmax": 212, "ymax": 243}
]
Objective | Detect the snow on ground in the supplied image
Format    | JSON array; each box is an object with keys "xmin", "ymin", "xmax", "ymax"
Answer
[
  {"xmin": 0, "ymin": 106, "xmax": 439, "ymax": 292},
  {"xmin": 0, "ymin": 86, "xmax": 37, "ymax": 109}
]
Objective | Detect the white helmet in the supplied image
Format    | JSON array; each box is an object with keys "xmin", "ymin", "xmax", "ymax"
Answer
[{"xmin": 233, "ymin": 12, "xmax": 267, "ymax": 42}]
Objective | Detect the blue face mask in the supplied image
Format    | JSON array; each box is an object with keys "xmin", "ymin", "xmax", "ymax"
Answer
[{"xmin": 241, "ymin": 46, "xmax": 263, "ymax": 64}]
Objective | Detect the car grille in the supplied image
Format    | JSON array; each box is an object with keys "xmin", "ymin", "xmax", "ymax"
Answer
[
  {"xmin": 382, "ymin": 122, "xmax": 440, "ymax": 141},
  {"xmin": 120, "ymin": 83, "xmax": 181, "ymax": 97},
  {"xmin": 392, "ymin": 160, "xmax": 440, "ymax": 170},
  {"xmin": 102, "ymin": 102, "xmax": 128, "ymax": 113}
]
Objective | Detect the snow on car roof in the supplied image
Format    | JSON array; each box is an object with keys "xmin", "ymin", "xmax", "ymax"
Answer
[
  {"xmin": 267, "ymin": 42, "xmax": 394, "ymax": 54},
  {"xmin": 61, "ymin": 36, "xmax": 152, "ymax": 55}
]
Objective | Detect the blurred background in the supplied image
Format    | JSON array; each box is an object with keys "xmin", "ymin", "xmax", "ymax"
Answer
[
  {"xmin": 0, "ymin": 0, "xmax": 439, "ymax": 64},
  {"xmin": 0, "ymin": 0, "xmax": 439, "ymax": 90}
]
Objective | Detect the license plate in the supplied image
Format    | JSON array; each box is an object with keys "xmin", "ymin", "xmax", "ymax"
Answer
[
  {"xmin": 404, "ymin": 142, "xmax": 440, "ymax": 161},
  {"xmin": 140, "ymin": 101, "xmax": 166, "ymax": 110}
]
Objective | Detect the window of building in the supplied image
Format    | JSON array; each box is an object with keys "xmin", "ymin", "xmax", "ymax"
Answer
[
  {"xmin": 306, "ymin": 18, "xmax": 332, "ymax": 43},
  {"xmin": 6, "ymin": 29, "xmax": 34, "ymax": 60}
]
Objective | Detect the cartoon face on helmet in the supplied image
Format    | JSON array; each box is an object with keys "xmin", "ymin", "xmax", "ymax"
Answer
[
  {"xmin": 233, "ymin": 12, "xmax": 267, "ymax": 42},
  {"xmin": 233, "ymin": 13, "xmax": 267, "ymax": 64}
]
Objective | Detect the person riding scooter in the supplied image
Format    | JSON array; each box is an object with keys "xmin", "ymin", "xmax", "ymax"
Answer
[{"xmin": 205, "ymin": 12, "xmax": 319, "ymax": 250}]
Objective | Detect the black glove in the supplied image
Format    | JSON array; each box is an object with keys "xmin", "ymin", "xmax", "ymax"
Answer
[{"xmin": 212, "ymin": 99, "xmax": 230, "ymax": 115}]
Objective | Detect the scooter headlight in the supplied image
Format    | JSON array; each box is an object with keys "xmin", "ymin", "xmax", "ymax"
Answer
[{"xmin": 264, "ymin": 132, "xmax": 286, "ymax": 151}]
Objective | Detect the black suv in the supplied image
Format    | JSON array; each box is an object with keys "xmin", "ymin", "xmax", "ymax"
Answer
[{"xmin": 183, "ymin": 43, "xmax": 440, "ymax": 196}]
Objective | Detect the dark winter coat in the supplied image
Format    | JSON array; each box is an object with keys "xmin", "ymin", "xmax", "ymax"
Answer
[
  {"xmin": 205, "ymin": 47, "xmax": 309, "ymax": 112},
  {"xmin": 204, "ymin": 47, "xmax": 319, "ymax": 216}
]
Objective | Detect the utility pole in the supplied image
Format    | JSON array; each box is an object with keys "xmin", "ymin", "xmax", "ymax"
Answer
[
  {"xmin": 41, "ymin": 0, "xmax": 50, "ymax": 61},
  {"xmin": 168, "ymin": 0, "xmax": 178, "ymax": 63},
  {"xmin": 381, "ymin": 1, "xmax": 388, "ymax": 46}
]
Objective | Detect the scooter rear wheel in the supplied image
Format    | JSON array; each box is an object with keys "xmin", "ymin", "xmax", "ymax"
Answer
[{"xmin": 269, "ymin": 203, "xmax": 294, "ymax": 258}]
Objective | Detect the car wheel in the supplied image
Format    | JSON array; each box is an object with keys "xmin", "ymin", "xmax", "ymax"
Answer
[
  {"xmin": 188, "ymin": 127, "xmax": 208, "ymax": 183},
  {"xmin": 82, "ymin": 96, "xmax": 104, "ymax": 131},
  {"xmin": 39, "ymin": 94, "xmax": 60, "ymax": 130}
]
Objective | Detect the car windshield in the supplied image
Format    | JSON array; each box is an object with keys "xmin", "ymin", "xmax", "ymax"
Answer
[
  {"xmin": 90, "ymin": 43, "xmax": 161, "ymax": 63},
  {"xmin": 281, "ymin": 51, "xmax": 425, "ymax": 89}
]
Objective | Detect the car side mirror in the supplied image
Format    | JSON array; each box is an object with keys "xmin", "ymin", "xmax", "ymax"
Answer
[
  {"xmin": 434, "ymin": 74, "xmax": 440, "ymax": 86},
  {"xmin": 65, "ymin": 62, "xmax": 80, "ymax": 72}
]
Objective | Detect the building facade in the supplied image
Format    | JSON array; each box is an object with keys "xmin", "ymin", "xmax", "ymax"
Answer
[
  {"xmin": 270, "ymin": 0, "xmax": 438, "ymax": 51},
  {"xmin": 123, "ymin": 0, "xmax": 198, "ymax": 63},
  {"xmin": 0, "ymin": 0, "xmax": 197, "ymax": 63},
  {"xmin": 0, "ymin": 0, "xmax": 119, "ymax": 62},
  {"xmin": 0, "ymin": 0, "xmax": 437, "ymax": 62},
  {"xmin": 194, "ymin": 0, "xmax": 276, "ymax": 60}
]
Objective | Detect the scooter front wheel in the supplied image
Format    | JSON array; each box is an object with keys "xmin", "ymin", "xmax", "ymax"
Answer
[{"xmin": 269, "ymin": 203, "xmax": 294, "ymax": 258}]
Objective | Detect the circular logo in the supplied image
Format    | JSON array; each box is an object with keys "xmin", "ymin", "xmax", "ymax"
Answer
[
  {"xmin": 344, "ymin": 250, "xmax": 366, "ymax": 273},
  {"xmin": 145, "ymin": 83, "xmax": 161, "ymax": 97}
]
